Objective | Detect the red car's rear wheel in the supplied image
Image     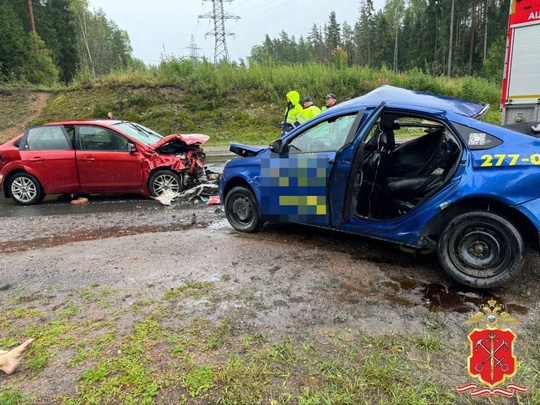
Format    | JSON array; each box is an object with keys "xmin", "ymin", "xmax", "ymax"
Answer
[{"xmin": 9, "ymin": 173, "xmax": 45, "ymax": 205}]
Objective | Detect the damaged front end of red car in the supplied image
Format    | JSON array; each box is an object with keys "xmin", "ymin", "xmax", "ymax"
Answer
[{"xmin": 146, "ymin": 133, "xmax": 213, "ymax": 189}]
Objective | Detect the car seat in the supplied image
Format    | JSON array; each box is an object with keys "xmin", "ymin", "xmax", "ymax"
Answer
[{"xmin": 384, "ymin": 135, "xmax": 460, "ymax": 205}]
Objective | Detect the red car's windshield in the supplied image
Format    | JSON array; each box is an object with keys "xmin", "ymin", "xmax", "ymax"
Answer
[{"xmin": 113, "ymin": 122, "xmax": 163, "ymax": 145}]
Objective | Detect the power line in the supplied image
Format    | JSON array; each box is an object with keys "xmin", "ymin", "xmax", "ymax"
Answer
[
  {"xmin": 231, "ymin": 0, "xmax": 295, "ymax": 18},
  {"xmin": 187, "ymin": 34, "xmax": 202, "ymax": 64},
  {"xmin": 199, "ymin": 0, "xmax": 241, "ymax": 64}
]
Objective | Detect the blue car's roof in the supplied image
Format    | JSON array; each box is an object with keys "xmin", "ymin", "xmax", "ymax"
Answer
[{"xmin": 332, "ymin": 85, "xmax": 489, "ymax": 119}]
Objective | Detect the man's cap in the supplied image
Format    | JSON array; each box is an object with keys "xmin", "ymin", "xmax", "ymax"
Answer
[
  {"xmin": 303, "ymin": 96, "xmax": 313, "ymax": 102},
  {"xmin": 325, "ymin": 93, "xmax": 337, "ymax": 100}
]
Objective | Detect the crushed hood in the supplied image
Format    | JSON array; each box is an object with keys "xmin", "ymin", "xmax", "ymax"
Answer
[
  {"xmin": 150, "ymin": 134, "xmax": 209, "ymax": 149},
  {"xmin": 229, "ymin": 143, "xmax": 265, "ymax": 157}
]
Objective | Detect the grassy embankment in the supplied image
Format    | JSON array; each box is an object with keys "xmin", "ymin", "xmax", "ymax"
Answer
[{"xmin": 1, "ymin": 62, "xmax": 501, "ymax": 146}]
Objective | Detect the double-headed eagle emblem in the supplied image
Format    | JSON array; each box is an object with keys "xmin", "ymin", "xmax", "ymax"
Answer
[{"xmin": 465, "ymin": 299, "xmax": 520, "ymax": 328}]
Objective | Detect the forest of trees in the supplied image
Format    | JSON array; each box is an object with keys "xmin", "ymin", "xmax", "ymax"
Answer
[
  {"xmin": 0, "ymin": 0, "xmax": 512, "ymax": 87},
  {"xmin": 249, "ymin": 0, "xmax": 510, "ymax": 81},
  {"xmin": 0, "ymin": 0, "xmax": 136, "ymax": 85}
]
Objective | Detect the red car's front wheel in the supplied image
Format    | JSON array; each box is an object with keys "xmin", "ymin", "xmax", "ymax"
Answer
[{"xmin": 148, "ymin": 170, "xmax": 183, "ymax": 197}]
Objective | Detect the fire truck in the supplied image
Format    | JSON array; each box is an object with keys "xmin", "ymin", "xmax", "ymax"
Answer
[{"xmin": 501, "ymin": 0, "xmax": 540, "ymax": 134}]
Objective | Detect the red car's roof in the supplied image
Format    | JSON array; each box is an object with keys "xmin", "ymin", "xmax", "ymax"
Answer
[{"xmin": 45, "ymin": 119, "xmax": 121, "ymax": 126}]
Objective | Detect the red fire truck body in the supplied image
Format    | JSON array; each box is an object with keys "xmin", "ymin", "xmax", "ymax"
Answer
[{"xmin": 501, "ymin": 0, "xmax": 540, "ymax": 125}]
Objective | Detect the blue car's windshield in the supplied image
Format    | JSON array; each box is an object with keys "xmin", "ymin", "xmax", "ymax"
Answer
[{"xmin": 113, "ymin": 122, "xmax": 163, "ymax": 145}]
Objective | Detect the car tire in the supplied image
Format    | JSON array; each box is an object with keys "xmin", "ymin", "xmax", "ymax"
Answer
[
  {"xmin": 224, "ymin": 186, "xmax": 262, "ymax": 233},
  {"xmin": 9, "ymin": 173, "xmax": 45, "ymax": 205},
  {"xmin": 437, "ymin": 211, "xmax": 525, "ymax": 288},
  {"xmin": 148, "ymin": 170, "xmax": 183, "ymax": 197}
]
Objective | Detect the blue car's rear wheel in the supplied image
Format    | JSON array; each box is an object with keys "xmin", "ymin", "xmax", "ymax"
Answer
[
  {"xmin": 225, "ymin": 186, "xmax": 261, "ymax": 233},
  {"xmin": 437, "ymin": 211, "xmax": 524, "ymax": 288}
]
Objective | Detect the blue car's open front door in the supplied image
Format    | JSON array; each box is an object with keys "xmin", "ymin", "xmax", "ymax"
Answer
[
  {"xmin": 328, "ymin": 102, "xmax": 386, "ymax": 227},
  {"xmin": 259, "ymin": 112, "xmax": 365, "ymax": 226}
]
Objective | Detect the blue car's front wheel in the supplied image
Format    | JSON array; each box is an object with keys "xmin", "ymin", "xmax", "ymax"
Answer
[
  {"xmin": 225, "ymin": 186, "xmax": 262, "ymax": 233},
  {"xmin": 437, "ymin": 211, "xmax": 525, "ymax": 289}
]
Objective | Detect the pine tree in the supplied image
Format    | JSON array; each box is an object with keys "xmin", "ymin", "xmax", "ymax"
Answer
[{"xmin": 325, "ymin": 11, "xmax": 342, "ymax": 55}]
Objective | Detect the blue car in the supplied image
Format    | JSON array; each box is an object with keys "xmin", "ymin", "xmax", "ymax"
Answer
[{"xmin": 220, "ymin": 85, "xmax": 540, "ymax": 289}]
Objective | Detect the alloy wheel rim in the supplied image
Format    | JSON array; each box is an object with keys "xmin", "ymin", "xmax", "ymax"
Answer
[
  {"xmin": 154, "ymin": 175, "xmax": 180, "ymax": 194},
  {"xmin": 12, "ymin": 177, "xmax": 37, "ymax": 203}
]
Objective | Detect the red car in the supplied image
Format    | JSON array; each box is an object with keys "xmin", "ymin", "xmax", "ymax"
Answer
[{"xmin": 0, "ymin": 120, "xmax": 209, "ymax": 205}]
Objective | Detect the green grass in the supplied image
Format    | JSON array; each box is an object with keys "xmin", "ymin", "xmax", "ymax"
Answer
[
  {"xmin": 2, "ymin": 277, "xmax": 538, "ymax": 404},
  {"xmin": 0, "ymin": 390, "xmax": 35, "ymax": 405},
  {"xmin": 0, "ymin": 63, "xmax": 503, "ymax": 146}
]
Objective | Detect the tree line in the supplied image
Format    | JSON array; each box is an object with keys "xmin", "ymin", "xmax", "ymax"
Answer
[
  {"xmin": 0, "ymin": 0, "xmax": 511, "ymax": 87},
  {"xmin": 249, "ymin": 0, "xmax": 510, "ymax": 81},
  {"xmin": 0, "ymin": 0, "xmax": 136, "ymax": 85}
]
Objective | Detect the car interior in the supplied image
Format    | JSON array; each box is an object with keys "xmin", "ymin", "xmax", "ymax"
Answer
[{"xmin": 356, "ymin": 113, "xmax": 461, "ymax": 220}]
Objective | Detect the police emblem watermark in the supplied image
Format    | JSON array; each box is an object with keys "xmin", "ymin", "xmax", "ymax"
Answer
[{"xmin": 457, "ymin": 299, "xmax": 527, "ymax": 397}]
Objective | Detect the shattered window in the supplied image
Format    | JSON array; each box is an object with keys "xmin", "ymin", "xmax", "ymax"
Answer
[{"xmin": 288, "ymin": 114, "xmax": 357, "ymax": 154}]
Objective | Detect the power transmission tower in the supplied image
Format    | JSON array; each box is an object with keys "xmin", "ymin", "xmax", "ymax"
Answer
[
  {"xmin": 199, "ymin": 0, "xmax": 240, "ymax": 64},
  {"xmin": 187, "ymin": 34, "xmax": 201, "ymax": 64}
]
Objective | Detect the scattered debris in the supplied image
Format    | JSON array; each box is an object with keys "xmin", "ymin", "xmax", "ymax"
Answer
[
  {"xmin": 71, "ymin": 197, "xmax": 89, "ymax": 205},
  {"xmin": 206, "ymin": 195, "xmax": 221, "ymax": 205},
  {"xmin": 151, "ymin": 189, "xmax": 181, "ymax": 206},
  {"xmin": 151, "ymin": 178, "xmax": 221, "ymax": 206},
  {"xmin": 179, "ymin": 183, "xmax": 219, "ymax": 202}
]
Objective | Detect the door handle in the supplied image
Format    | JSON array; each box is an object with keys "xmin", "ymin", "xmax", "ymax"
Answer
[
  {"xmin": 29, "ymin": 157, "xmax": 44, "ymax": 162},
  {"xmin": 82, "ymin": 157, "xmax": 95, "ymax": 162}
]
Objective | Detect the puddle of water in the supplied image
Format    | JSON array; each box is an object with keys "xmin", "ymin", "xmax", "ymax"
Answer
[
  {"xmin": 381, "ymin": 275, "xmax": 529, "ymax": 315},
  {"xmin": 422, "ymin": 284, "xmax": 529, "ymax": 315},
  {"xmin": 505, "ymin": 303, "xmax": 529, "ymax": 315},
  {"xmin": 421, "ymin": 283, "xmax": 483, "ymax": 313}
]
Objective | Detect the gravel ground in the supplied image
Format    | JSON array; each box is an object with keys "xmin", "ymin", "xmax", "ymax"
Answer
[{"xmin": 1, "ymin": 199, "xmax": 540, "ymax": 401}]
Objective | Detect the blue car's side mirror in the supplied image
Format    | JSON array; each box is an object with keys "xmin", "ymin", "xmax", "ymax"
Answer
[{"xmin": 269, "ymin": 139, "xmax": 284, "ymax": 154}]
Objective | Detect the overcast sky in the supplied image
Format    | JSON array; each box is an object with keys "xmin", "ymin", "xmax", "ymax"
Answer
[{"xmin": 88, "ymin": 0, "xmax": 385, "ymax": 65}]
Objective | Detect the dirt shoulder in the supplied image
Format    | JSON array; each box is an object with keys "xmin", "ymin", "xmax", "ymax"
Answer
[{"xmin": 0, "ymin": 91, "xmax": 51, "ymax": 143}]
